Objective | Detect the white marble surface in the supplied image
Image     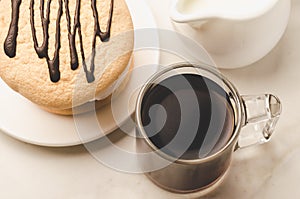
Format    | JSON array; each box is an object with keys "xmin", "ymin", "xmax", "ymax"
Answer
[{"xmin": 1, "ymin": 0, "xmax": 300, "ymax": 198}]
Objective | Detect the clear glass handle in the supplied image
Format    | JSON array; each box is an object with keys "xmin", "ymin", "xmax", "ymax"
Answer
[{"xmin": 236, "ymin": 94, "xmax": 282, "ymax": 149}]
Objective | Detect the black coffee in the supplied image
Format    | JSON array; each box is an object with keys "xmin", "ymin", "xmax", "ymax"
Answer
[{"xmin": 141, "ymin": 74, "xmax": 235, "ymax": 160}]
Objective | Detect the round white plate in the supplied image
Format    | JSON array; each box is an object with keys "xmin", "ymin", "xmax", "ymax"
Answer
[{"xmin": 0, "ymin": 0, "xmax": 159, "ymax": 147}]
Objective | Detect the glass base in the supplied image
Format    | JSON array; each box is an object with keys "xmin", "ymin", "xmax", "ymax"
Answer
[{"xmin": 145, "ymin": 167, "xmax": 230, "ymax": 197}]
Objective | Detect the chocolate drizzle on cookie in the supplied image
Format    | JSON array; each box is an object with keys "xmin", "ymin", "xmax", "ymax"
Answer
[
  {"xmin": 4, "ymin": 0, "xmax": 114, "ymax": 83},
  {"xmin": 29, "ymin": 0, "xmax": 63, "ymax": 82},
  {"xmin": 4, "ymin": 0, "xmax": 22, "ymax": 58}
]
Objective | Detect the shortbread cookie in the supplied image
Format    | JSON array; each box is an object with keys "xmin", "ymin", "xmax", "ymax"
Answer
[{"xmin": 0, "ymin": 0, "xmax": 134, "ymax": 115}]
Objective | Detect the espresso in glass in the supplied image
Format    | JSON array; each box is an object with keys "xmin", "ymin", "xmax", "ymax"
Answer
[{"xmin": 141, "ymin": 74, "xmax": 235, "ymax": 160}]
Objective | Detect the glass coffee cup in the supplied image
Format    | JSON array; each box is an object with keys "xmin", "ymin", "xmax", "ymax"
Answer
[{"xmin": 135, "ymin": 63, "xmax": 281, "ymax": 194}]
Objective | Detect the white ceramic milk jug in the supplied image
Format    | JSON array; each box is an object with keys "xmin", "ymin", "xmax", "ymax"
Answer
[{"xmin": 170, "ymin": 0, "xmax": 291, "ymax": 68}]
